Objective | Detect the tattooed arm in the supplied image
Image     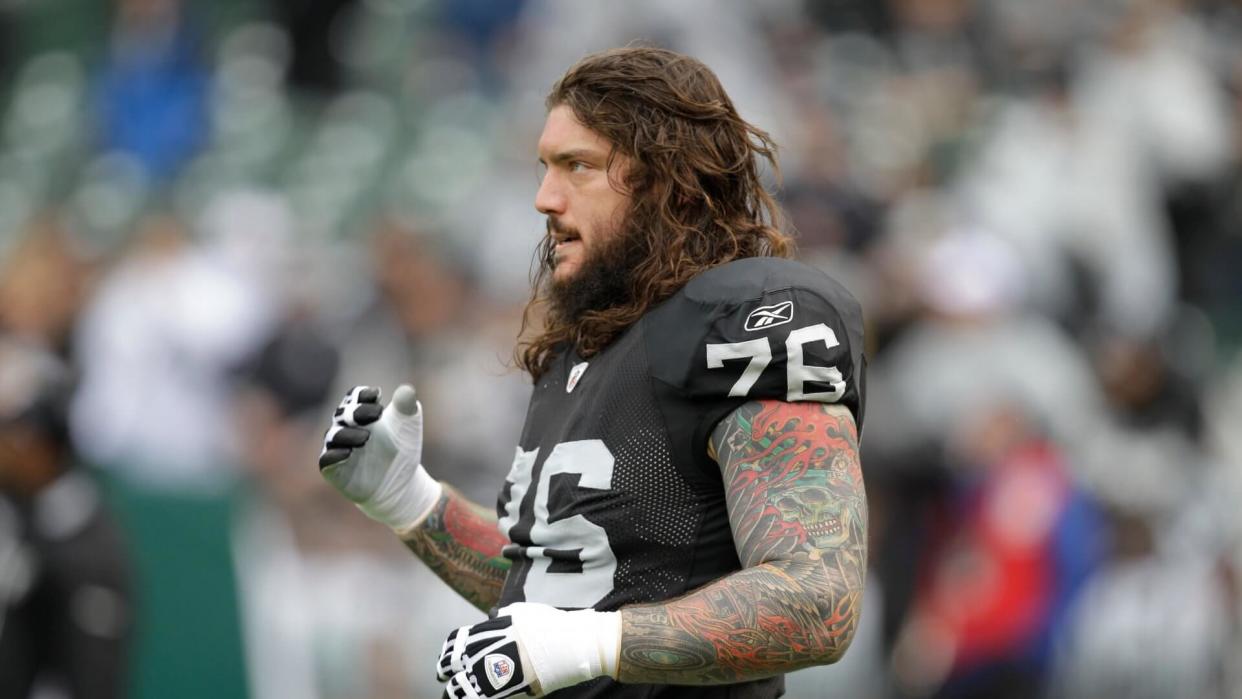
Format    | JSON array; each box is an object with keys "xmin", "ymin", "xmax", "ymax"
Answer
[
  {"xmin": 400, "ymin": 484, "xmax": 512, "ymax": 612},
  {"xmin": 618, "ymin": 400, "xmax": 867, "ymax": 684}
]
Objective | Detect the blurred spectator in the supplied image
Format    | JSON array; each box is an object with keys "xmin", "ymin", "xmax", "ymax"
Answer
[
  {"xmin": 0, "ymin": 340, "xmax": 132, "ymax": 699},
  {"xmin": 0, "ymin": 214, "xmax": 94, "ymax": 358},
  {"xmin": 70, "ymin": 211, "xmax": 274, "ymax": 486},
  {"xmin": 230, "ymin": 298, "xmax": 354, "ymax": 699},
  {"xmin": 865, "ymin": 228, "xmax": 1111, "ymax": 699},
  {"xmin": 433, "ymin": 0, "xmax": 529, "ymax": 93},
  {"xmin": 268, "ymin": 0, "xmax": 358, "ymax": 96},
  {"xmin": 1049, "ymin": 492, "xmax": 1233, "ymax": 699},
  {"xmin": 867, "ymin": 227, "xmax": 1107, "ymax": 455},
  {"xmin": 95, "ymin": 0, "xmax": 209, "ymax": 180},
  {"xmin": 782, "ymin": 104, "xmax": 884, "ymax": 253},
  {"xmin": 233, "ymin": 285, "xmax": 344, "ymax": 548},
  {"xmin": 890, "ymin": 405, "xmax": 1103, "ymax": 699},
  {"xmin": 69, "ymin": 203, "xmax": 274, "ymax": 699},
  {"xmin": 234, "ymin": 292, "xmax": 356, "ymax": 557},
  {"xmin": 246, "ymin": 309, "xmax": 341, "ymax": 428}
]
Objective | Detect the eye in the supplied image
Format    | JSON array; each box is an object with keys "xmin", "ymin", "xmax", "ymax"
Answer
[
  {"xmin": 776, "ymin": 496, "xmax": 801, "ymax": 512},
  {"xmin": 568, "ymin": 161, "xmax": 589, "ymax": 173}
]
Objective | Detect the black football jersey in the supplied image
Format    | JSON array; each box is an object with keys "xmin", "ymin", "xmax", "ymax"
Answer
[{"xmin": 495, "ymin": 257, "xmax": 866, "ymax": 699}]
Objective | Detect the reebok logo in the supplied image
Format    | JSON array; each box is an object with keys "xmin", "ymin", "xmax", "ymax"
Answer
[
  {"xmin": 484, "ymin": 653, "xmax": 514, "ymax": 689},
  {"xmin": 744, "ymin": 301, "xmax": 794, "ymax": 332}
]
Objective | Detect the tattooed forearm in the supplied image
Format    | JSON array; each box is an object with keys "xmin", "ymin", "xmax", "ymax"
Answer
[
  {"xmin": 619, "ymin": 401, "xmax": 867, "ymax": 684},
  {"xmin": 400, "ymin": 484, "xmax": 512, "ymax": 612},
  {"xmin": 620, "ymin": 557, "xmax": 862, "ymax": 683}
]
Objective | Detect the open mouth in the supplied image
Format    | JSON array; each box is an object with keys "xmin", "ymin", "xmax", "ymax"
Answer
[{"xmin": 552, "ymin": 236, "xmax": 581, "ymax": 264}]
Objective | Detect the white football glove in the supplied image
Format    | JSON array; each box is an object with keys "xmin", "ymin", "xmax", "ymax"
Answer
[
  {"xmin": 437, "ymin": 603, "xmax": 621, "ymax": 698},
  {"xmin": 318, "ymin": 384, "xmax": 442, "ymax": 532}
]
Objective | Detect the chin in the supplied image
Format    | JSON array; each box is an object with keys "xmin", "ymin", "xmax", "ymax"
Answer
[{"xmin": 552, "ymin": 261, "xmax": 582, "ymax": 283}]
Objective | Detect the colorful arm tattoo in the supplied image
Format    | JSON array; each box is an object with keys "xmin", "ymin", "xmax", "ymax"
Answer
[
  {"xmin": 400, "ymin": 484, "xmax": 512, "ymax": 612},
  {"xmin": 619, "ymin": 400, "xmax": 867, "ymax": 684}
]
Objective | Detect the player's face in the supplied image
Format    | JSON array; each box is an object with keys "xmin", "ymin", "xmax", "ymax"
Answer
[{"xmin": 535, "ymin": 105, "xmax": 632, "ymax": 283}]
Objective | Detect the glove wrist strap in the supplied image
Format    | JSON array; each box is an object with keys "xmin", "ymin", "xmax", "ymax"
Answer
[
  {"xmin": 593, "ymin": 609, "xmax": 622, "ymax": 680},
  {"xmin": 358, "ymin": 460, "xmax": 442, "ymax": 532},
  {"xmin": 512, "ymin": 606, "xmax": 622, "ymax": 691}
]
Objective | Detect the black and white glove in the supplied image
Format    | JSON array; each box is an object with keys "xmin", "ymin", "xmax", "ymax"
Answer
[
  {"xmin": 437, "ymin": 602, "xmax": 621, "ymax": 698},
  {"xmin": 319, "ymin": 384, "xmax": 441, "ymax": 532}
]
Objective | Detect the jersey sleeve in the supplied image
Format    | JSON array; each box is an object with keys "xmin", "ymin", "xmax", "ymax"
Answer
[{"xmin": 645, "ymin": 258, "xmax": 866, "ymax": 482}]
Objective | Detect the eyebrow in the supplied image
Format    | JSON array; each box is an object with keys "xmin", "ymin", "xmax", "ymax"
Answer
[{"xmin": 538, "ymin": 148, "xmax": 604, "ymax": 166}]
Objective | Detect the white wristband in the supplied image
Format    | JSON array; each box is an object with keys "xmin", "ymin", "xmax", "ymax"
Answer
[
  {"xmin": 503, "ymin": 603, "xmax": 622, "ymax": 692},
  {"xmin": 359, "ymin": 461, "xmax": 442, "ymax": 532}
]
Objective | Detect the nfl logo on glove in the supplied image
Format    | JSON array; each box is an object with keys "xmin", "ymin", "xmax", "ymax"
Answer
[{"xmin": 485, "ymin": 653, "xmax": 514, "ymax": 690}]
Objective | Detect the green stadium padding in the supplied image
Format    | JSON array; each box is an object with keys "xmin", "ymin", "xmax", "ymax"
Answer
[{"xmin": 97, "ymin": 469, "xmax": 250, "ymax": 699}]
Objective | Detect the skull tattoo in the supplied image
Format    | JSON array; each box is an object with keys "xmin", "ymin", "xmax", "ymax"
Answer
[{"xmin": 772, "ymin": 470, "xmax": 854, "ymax": 548}]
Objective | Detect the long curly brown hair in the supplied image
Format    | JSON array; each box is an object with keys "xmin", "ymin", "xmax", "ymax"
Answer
[{"xmin": 515, "ymin": 47, "xmax": 794, "ymax": 380}]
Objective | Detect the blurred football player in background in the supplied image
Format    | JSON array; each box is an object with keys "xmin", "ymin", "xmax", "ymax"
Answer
[
  {"xmin": 319, "ymin": 47, "xmax": 868, "ymax": 698},
  {"xmin": 0, "ymin": 342, "xmax": 132, "ymax": 699}
]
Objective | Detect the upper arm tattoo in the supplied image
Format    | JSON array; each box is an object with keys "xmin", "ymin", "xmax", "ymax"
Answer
[
  {"xmin": 619, "ymin": 400, "xmax": 867, "ymax": 684},
  {"xmin": 712, "ymin": 400, "xmax": 867, "ymax": 572}
]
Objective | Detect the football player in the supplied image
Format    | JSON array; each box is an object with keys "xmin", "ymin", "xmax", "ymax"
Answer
[
  {"xmin": 319, "ymin": 47, "xmax": 868, "ymax": 698},
  {"xmin": 0, "ymin": 344, "xmax": 132, "ymax": 699}
]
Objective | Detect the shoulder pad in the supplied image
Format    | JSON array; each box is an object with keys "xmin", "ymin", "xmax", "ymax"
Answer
[{"xmin": 647, "ymin": 257, "xmax": 866, "ymax": 421}]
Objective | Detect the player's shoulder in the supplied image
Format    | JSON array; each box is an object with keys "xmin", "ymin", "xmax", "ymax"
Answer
[
  {"xmin": 644, "ymin": 255, "xmax": 865, "ymax": 386},
  {"xmin": 656, "ymin": 256, "xmax": 864, "ymax": 335},
  {"xmin": 690, "ymin": 255, "xmax": 844, "ymax": 294},
  {"xmin": 643, "ymin": 255, "xmax": 868, "ymax": 442}
]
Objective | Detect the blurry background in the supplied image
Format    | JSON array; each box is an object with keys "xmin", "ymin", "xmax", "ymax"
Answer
[{"xmin": 0, "ymin": 0, "xmax": 1239, "ymax": 697}]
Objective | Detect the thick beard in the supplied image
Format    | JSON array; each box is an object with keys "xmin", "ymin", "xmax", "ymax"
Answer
[{"xmin": 546, "ymin": 216, "xmax": 646, "ymax": 326}]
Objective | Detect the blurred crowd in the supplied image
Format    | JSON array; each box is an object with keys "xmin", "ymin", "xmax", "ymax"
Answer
[{"xmin": 0, "ymin": 0, "xmax": 1240, "ymax": 697}]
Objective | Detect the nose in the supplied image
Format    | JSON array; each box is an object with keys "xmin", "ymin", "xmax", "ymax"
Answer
[{"xmin": 535, "ymin": 170, "xmax": 566, "ymax": 216}]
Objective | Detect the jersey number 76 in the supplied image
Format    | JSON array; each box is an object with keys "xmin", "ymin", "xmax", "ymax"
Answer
[{"xmin": 706, "ymin": 322, "xmax": 846, "ymax": 401}]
